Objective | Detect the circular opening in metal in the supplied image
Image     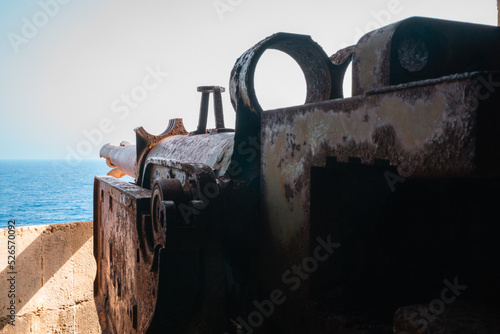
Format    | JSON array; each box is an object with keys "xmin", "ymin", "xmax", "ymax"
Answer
[{"xmin": 254, "ymin": 49, "xmax": 307, "ymax": 111}]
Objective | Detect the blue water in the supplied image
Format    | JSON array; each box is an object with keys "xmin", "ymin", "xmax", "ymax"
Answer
[{"xmin": 0, "ymin": 159, "xmax": 133, "ymax": 228}]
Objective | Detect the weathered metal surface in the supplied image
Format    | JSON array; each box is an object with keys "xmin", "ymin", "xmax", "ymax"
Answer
[
  {"xmin": 95, "ymin": 112, "xmax": 233, "ymax": 333},
  {"xmin": 94, "ymin": 176, "xmax": 156, "ymax": 333},
  {"xmin": 229, "ymin": 32, "xmax": 346, "ymax": 116},
  {"xmin": 135, "ymin": 118, "xmax": 189, "ymax": 183},
  {"xmin": 95, "ymin": 17, "xmax": 500, "ymax": 333},
  {"xmin": 144, "ymin": 159, "xmax": 227, "ymax": 333},
  {"xmin": 258, "ymin": 72, "xmax": 500, "ymax": 331},
  {"xmin": 264, "ymin": 73, "xmax": 499, "ymax": 186},
  {"xmin": 143, "ymin": 132, "xmax": 234, "ymax": 185},
  {"xmin": 329, "ymin": 45, "xmax": 355, "ymax": 66},
  {"xmin": 228, "ymin": 32, "xmax": 350, "ymax": 182},
  {"xmin": 95, "ymin": 161, "xmax": 228, "ymax": 333},
  {"xmin": 352, "ymin": 17, "xmax": 500, "ymax": 95}
]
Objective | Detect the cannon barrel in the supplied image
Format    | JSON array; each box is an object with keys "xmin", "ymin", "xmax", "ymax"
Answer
[
  {"xmin": 100, "ymin": 142, "xmax": 137, "ymax": 178},
  {"xmin": 99, "ymin": 132, "xmax": 234, "ymax": 182}
]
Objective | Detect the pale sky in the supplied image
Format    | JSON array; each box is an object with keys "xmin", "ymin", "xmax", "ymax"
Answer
[{"xmin": 0, "ymin": 0, "xmax": 497, "ymax": 161}]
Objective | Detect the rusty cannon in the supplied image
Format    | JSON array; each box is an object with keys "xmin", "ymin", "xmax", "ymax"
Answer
[{"xmin": 94, "ymin": 17, "xmax": 500, "ymax": 333}]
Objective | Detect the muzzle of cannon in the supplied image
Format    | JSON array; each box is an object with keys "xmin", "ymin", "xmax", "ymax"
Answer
[{"xmin": 94, "ymin": 17, "xmax": 500, "ymax": 333}]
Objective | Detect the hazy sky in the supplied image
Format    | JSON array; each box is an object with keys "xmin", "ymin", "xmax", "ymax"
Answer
[{"xmin": 0, "ymin": 0, "xmax": 496, "ymax": 162}]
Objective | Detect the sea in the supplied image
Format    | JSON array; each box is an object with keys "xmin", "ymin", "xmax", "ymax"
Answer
[{"xmin": 0, "ymin": 159, "xmax": 133, "ymax": 228}]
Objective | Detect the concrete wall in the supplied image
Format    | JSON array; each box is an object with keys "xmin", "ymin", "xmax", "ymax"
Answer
[{"xmin": 0, "ymin": 222, "xmax": 101, "ymax": 334}]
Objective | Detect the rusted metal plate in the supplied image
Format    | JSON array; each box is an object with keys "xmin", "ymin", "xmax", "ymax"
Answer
[
  {"xmin": 94, "ymin": 176, "xmax": 156, "ymax": 333},
  {"xmin": 261, "ymin": 73, "xmax": 500, "ymax": 249},
  {"xmin": 258, "ymin": 73, "xmax": 500, "ymax": 332}
]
